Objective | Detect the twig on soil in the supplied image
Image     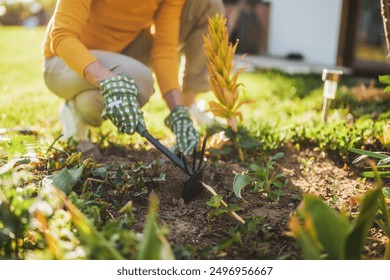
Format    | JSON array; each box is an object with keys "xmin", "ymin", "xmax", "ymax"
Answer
[
  {"xmin": 201, "ymin": 181, "xmax": 246, "ymax": 224},
  {"xmin": 107, "ymin": 210, "xmax": 116, "ymax": 220}
]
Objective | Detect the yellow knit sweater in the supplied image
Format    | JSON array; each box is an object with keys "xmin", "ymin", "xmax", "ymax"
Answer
[{"xmin": 43, "ymin": 0, "xmax": 185, "ymax": 95}]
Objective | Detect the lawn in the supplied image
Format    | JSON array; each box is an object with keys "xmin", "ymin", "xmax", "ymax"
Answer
[{"xmin": 1, "ymin": 26, "xmax": 390, "ymax": 261}]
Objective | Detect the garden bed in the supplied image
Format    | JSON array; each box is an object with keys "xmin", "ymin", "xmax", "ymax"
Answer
[{"xmin": 90, "ymin": 141, "xmax": 384, "ymax": 260}]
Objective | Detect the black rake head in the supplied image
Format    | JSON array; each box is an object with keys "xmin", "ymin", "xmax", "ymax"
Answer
[{"xmin": 179, "ymin": 137, "xmax": 207, "ymax": 203}]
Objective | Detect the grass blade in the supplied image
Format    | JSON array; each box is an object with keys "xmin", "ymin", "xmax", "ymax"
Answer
[{"xmin": 349, "ymin": 148, "xmax": 388, "ymax": 164}]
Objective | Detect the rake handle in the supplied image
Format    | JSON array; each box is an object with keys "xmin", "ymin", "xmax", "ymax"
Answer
[{"xmin": 136, "ymin": 124, "xmax": 187, "ymax": 174}]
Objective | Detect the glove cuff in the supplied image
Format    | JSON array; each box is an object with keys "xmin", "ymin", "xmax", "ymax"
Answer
[
  {"xmin": 164, "ymin": 105, "xmax": 192, "ymax": 129},
  {"xmin": 99, "ymin": 75, "xmax": 138, "ymax": 97}
]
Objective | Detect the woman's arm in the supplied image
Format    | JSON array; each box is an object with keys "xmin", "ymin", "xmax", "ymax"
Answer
[
  {"xmin": 83, "ymin": 61, "xmax": 116, "ymax": 87},
  {"xmin": 152, "ymin": 0, "xmax": 185, "ymax": 96},
  {"xmin": 49, "ymin": 0, "xmax": 97, "ymax": 78}
]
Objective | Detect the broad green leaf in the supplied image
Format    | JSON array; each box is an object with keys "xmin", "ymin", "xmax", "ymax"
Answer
[
  {"xmin": 43, "ymin": 165, "xmax": 84, "ymax": 194},
  {"xmin": 249, "ymin": 164, "xmax": 261, "ymax": 172},
  {"xmin": 296, "ymin": 230, "xmax": 323, "ymax": 260},
  {"xmin": 272, "ymin": 179, "xmax": 285, "ymax": 188},
  {"xmin": 91, "ymin": 166, "xmax": 108, "ymax": 179},
  {"xmin": 345, "ymin": 188, "xmax": 381, "ymax": 259},
  {"xmin": 271, "ymin": 152, "xmax": 285, "ymax": 161},
  {"xmin": 299, "ymin": 195, "xmax": 349, "ymax": 259},
  {"xmin": 384, "ymin": 85, "xmax": 390, "ymax": 93},
  {"xmin": 233, "ymin": 173, "xmax": 252, "ymax": 198},
  {"xmin": 152, "ymin": 173, "xmax": 166, "ymax": 182},
  {"xmin": 137, "ymin": 192, "xmax": 174, "ymax": 260},
  {"xmin": 288, "ymin": 215, "xmax": 322, "ymax": 260},
  {"xmin": 206, "ymin": 195, "xmax": 223, "ymax": 208},
  {"xmin": 379, "ymin": 75, "xmax": 390, "ymax": 85}
]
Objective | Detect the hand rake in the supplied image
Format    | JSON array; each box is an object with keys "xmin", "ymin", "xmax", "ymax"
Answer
[{"xmin": 136, "ymin": 124, "xmax": 206, "ymax": 203}]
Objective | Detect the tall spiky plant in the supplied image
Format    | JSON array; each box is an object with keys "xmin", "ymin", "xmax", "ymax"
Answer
[{"xmin": 203, "ymin": 14, "xmax": 246, "ymax": 133}]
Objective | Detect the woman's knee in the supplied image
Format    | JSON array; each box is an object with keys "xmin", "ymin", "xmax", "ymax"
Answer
[
  {"xmin": 113, "ymin": 64, "xmax": 154, "ymax": 107},
  {"xmin": 207, "ymin": 0, "xmax": 225, "ymax": 15},
  {"xmin": 92, "ymin": 50, "xmax": 155, "ymax": 107},
  {"xmin": 74, "ymin": 90, "xmax": 104, "ymax": 127},
  {"xmin": 186, "ymin": 0, "xmax": 224, "ymax": 19}
]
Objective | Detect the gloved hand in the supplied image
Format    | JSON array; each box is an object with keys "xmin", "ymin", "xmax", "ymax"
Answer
[
  {"xmin": 99, "ymin": 75, "xmax": 145, "ymax": 134},
  {"xmin": 165, "ymin": 105, "xmax": 199, "ymax": 155}
]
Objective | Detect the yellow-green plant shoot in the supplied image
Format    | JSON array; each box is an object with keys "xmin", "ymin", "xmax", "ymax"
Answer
[{"xmin": 203, "ymin": 14, "xmax": 246, "ymax": 132}]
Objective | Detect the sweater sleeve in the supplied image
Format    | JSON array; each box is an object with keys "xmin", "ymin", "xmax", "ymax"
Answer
[
  {"xmin": 152, "ymin": 0, "xmax": 185, "ymax": 95},
  {"xmin": 49, "ymin": 0, "xmax": 97, "ymax": 78}
]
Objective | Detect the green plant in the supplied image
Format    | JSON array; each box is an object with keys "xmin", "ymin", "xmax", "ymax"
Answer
[
  {"xmin": 290, "ymin": 118, "xmax": 385, "ymax": 158},
  {"xmin": 206, "ymin": 125, "xmax": 261, "ymax": 160},
  {"xmin": 233, "ymin": 152, "xmax": 287, "ymax": 201},
  {"xmin": 349, "ymin": 147, "xmax": 390, "ymax": 258},
  {"xmin": 200, "ymin": 216, "xmax": 263, "ymax": 258},
  {"xmin": 287, "ymin": 186, "xmax": 389, "ymax": 259},
  {"xmin": 379, "ymin": 75, "xmax": 390, "ymax": 92},
  {"xmin": 349, "ymin": 147, "xmax": 390, "ymax": 181},
  {"xmin": 203, "ymin": 14, "xmax": 246, "ymax": 133},
  {"xmin": 203, "ymin": 14, "xmax": 249, "ymax": 161},
  {"xmin": 206, "ymin": 195, "xmax": 242, "ymax": 223},
  {"xmin": 0, "ymin": 152, "xmax": 173, "ymax": 260}
]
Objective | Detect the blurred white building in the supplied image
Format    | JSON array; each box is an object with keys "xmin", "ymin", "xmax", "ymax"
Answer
[{"xmin": 226, "ymin": 0, "xmax": 389, "ymax": 76}]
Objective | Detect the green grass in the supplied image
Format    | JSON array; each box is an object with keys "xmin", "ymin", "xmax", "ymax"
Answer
[
  {"xmin": 0, "ymin": 26, "xmax": 387, "ymax": 158},
  {"xmin": 0, "ymin": 27, "xmax": 58, "ymax": 128}
]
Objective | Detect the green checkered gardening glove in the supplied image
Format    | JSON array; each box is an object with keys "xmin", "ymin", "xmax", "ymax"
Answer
[
  {"xmin": 165, "ymin": 105, "xmax": 199, "ymax": 155},
  {"xmin": 99, "ymin": 75, "xmax": 145, "ymax": 135}
]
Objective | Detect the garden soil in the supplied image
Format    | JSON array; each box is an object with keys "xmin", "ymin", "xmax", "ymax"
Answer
[{"xmin": 98, "ymin": 143, "xmax": 386, "ymax": 260}]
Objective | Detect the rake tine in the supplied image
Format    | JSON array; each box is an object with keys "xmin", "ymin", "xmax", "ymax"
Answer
[
  {"xmin": 196, "ymin": 136, "xmax": 208, "ymax": 171},
  {"xmin": 180, "ymin": 153, "xmax": 191, "ymax": 176}
]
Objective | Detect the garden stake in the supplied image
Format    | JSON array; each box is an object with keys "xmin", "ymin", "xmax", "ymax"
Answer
[{"xmin": 136, "ymin": 124, "xmax": 206, "ymax": 203}]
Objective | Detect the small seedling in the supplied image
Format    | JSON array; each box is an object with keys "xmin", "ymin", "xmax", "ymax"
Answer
[
  {"xmin": 233, "ymin": 152, "xmax": 287, "ymax": 201},
  {"xmin": 203, "ymin": 182, "xmax": 245, "ymax": 224}
]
